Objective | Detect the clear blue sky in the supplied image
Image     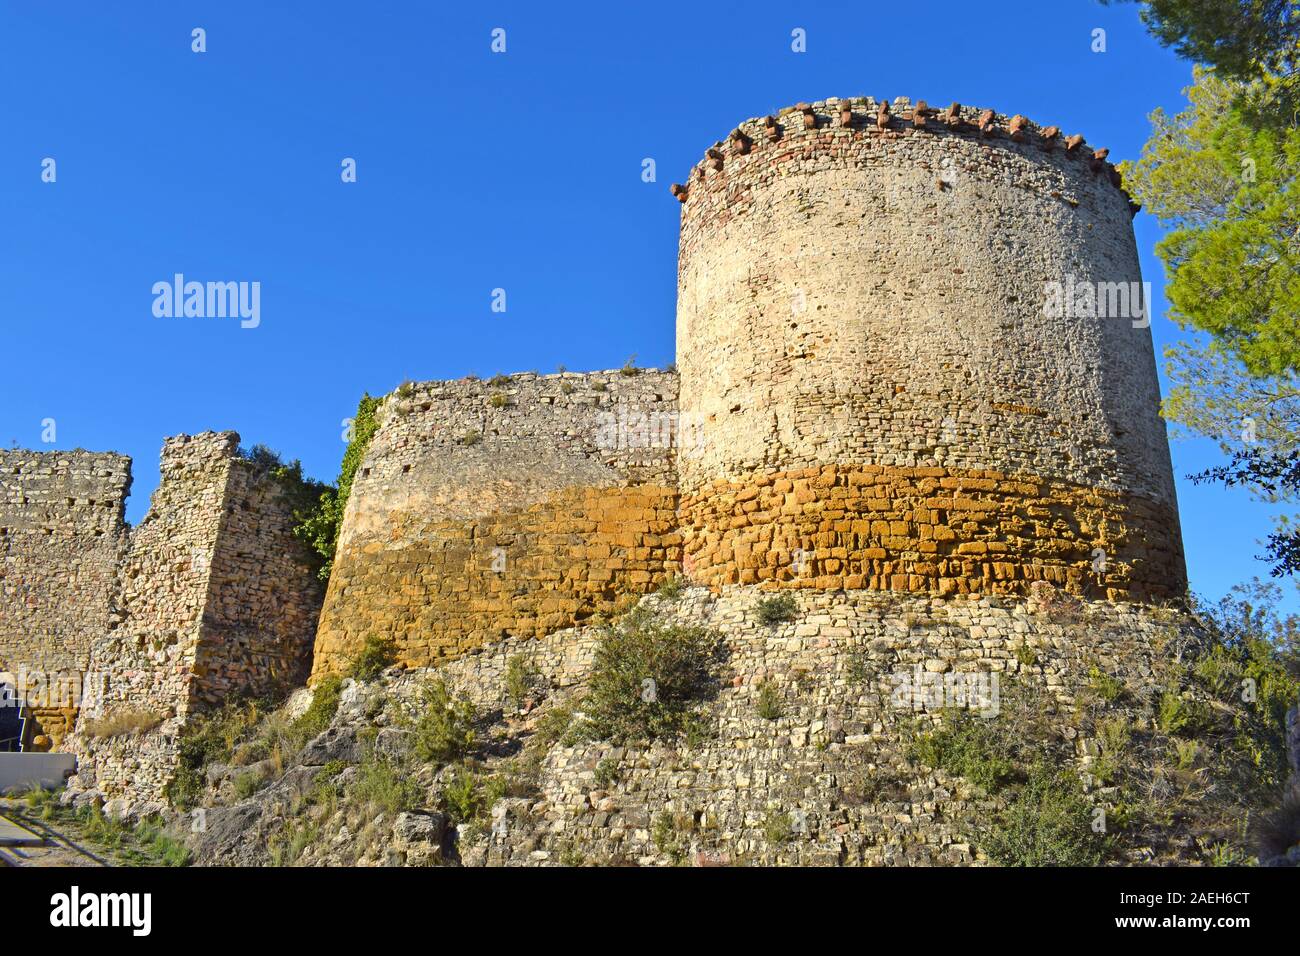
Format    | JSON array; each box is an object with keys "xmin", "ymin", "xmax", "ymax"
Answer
[{"xmin": 1, "ymin": 1, "xmax": 1291, "ymax": 609}]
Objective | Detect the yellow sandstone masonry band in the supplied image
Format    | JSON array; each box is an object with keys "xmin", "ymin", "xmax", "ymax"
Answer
[
  {"xmin": 679, "ymin": 463, "xmax": 1185, "ymax": 602},
  {"xmin": 311, "ymin": 483, "xmax": 681, "ymax": 674}
]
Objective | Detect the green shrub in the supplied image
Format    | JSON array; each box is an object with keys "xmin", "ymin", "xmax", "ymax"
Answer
[
  {"xmin": 908, "ymin": 711, "xmax": 1018, "ymax": 794},
  {"xmin": 755, "ymin": 681, "xmax": 783, "ymax": 721},
  {"xmin": 1087, "ymin": 667, "xmax": 1125, "ymax": 703},
  {"xmin": 442, "ymin": 766, "xmax": 506, "ymax": 825},
  {"xmin": 410, "ymin": 678, "xmax": 478, "ymax": 766},
  {"xmin": 980, "ymin": 763, "xmax": 1108, "ymax": 866},
  {"xmin": 755, "ymin": 593, "xmax": 799, "ymax": 625},
  {"xmin": 132, "ymin": 817, "xmax": 192, "ymax": 867},
  {"xmin": 488, "ymin": 392, "xmax": 509, "ymax": 408},
  {"xmin": 292, "ymin": 674, "xmax": 344, "ymax": 744},
  {"xmin": 655, "ymin": 575, "xmax": 685, "ymax": 600},
  {"xmin": 166, "ymin": 699, "xmax": 268, "ymax": 809},
  {"xmin": 350, "ymin": 754, "xmax": 419, "ymax": 815},
  {"xmin": 578, "ymin": 606, "xmax": 721, "ymax": 743},
  {"xmin": 652, "ymin": 811, "xmax": 688, "ymax": 862},
  {"xmin": 286, "ymin": 393, "xmax": 381, "ymax": 582},
  {"xmin": 237, "ymin": 444, "xmax": 336, "ymax": 582},
  {"xmin": 348, "ymin": 634, "xmax": 398, "ymax": 682},
  {"xmin": 763, "ymin": 808, "xmax": 794, "ymax": 845},
  {"xmin": 593, "ymin": 757, "xmax": 621, "ymax": 790},
  {"xmin": 460, "ymin": 430, "xmax": 482, "ymax": 446},
  {"xmin": 233, "ymin": 770, "xmax": 267, "ymax": 800},
  {"xmin": 1156, "ymin": 688, "xmax": 1214, "ymax": 737},
  {"xmin": 504, "ymin": 654, "xmax": 539, "ymax": 707}
]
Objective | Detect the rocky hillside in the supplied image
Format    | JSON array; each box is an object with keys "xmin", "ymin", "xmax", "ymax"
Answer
[{"xmin": 55, "ymin": 584, "xmax": 1298, "ymax": 867}]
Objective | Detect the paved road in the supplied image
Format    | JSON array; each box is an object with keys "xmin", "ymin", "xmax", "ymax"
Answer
[{"xmin": 0, "ymin": 806, "xmax": 106, "ymax": 867}]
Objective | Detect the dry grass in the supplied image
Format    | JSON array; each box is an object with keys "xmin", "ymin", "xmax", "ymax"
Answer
[{"xmin": 81, "ymin": 709, "xmax": 165, "ymax": 738}]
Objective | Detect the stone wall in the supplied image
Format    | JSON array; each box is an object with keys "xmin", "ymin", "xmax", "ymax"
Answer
[
  {"xmin": 680, "ymin": 464, "xmax": 1183, "ymax": 601},
  {"xmin": 337, "ymin": 585, "xmax": 1206, "ymax": 866},
  {"xmin": 36, "ymin": 432, "xmax": 326, "ymax": 811},
  {"xmin": 0, "ymin": 450, "xmax": 131, "ymax": 747},
  {"xmin": 672, "ymin": 97, "xmax": 1185, "ymax": 598},
  {"xmin": 0, "ymin": 450, "xmax": 130, "ymax": 673},
  {"xmin": 311, "ymin": 370, "xmax": 681, "ymax": 678}
]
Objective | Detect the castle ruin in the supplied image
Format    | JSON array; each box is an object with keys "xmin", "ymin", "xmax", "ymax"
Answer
[{"xmin": 3, "ymin": 98, "xmax": 1193, "ymax": 839}]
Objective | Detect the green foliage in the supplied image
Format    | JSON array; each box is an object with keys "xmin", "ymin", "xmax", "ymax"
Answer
[
  {"xmin": 239, "ymin": 444, "xmax": 334, "ymax": 580},
  {"xmin": 131, "ymin": 817, "xmax": 193, "ymax": 867},
  {"xmin": 652, "ymin": 811, "xmax": 689, "ymax": 863},
  {"xmin": 441, "ymin": 766, "xmax": 505, "ymax": 825},
  {"xmin": 459, "ymin": 429, "xmax": 482, "ymax": 446},
  {"xmin": 755, "ymin": 681, "xmax": 783, "ymax": 721},
  {"xmin": 292, "ymin": 674, "xmax": 344, "ymax": 743},
  {"xmin": 348, "ymin": 634, "xmax": 398, "ymax": 682},
  {"xmin": 908, "ymin": 711, "xmax": 1019, "ymax": 794},
  {"xmin": 166, "ymin": 700, "xmax": 266, "ymax": 809},
  {"xmin": 504, "ymin": 654, "xmax": 539, "ymax": 707},
  {"xmin": 1156, "ymin": 687, "xmax": 1214, "ymax": 736},
  {"xmin": 288, "ymin": 393, "xmax": 382, "ymax": 582},
  {"xmin": 980, "ymin": 763, "xmax": 1109, "ymax": 866},
  {"xmin": 593, "ymin": 756, "xmax": 621, "ymax": 790},
  {"xmin": 762, "ymin": 808, "xmax": 794, "ymax": 845},
  {"xmin": 755, "ymin": 592, "xmax": 799, "ymax": 625},
  {"xmin": 488, "ymin": 392, "xmax": 509, "ymax": 408},
  {"xmin": 578, "ymin": 605, "xmax": 722, "ymax": 743},
  {"xmin": 1205, "ymin": 840, "xmax": 1253, "ymax": 866},
  {"xmin": 1087, "ymin": 667, "xmax": 1126, "ymax": 704},
  {"xmin": 1188, "ymin": 582, "xmax": 1300, "ymax": 796},
  {"xmin": 655, "ymin": 574, "xmax": 685, "ymax": 600},
  {"xmin": 409, "ymin": 677, "xmax": 478, "ymax": 766},
  {"xmin": 1102, "ymin": 0, "xmax": 1299, "ymax": 125},
  {"xmin": 845, "ymin": 647, "xmax": 872, "ymax": 682},
  {"xmin": 1122, "ymin": 69, "xmax": 1300, "ymax": 440},
  {"xmin": 23, "ymin": 793, "xmax": 190, "ymax": 866},
  {"xmin": 349, "ymin": 755, "xmax": 419, "ymax": 815},
  {"xmin": 233, "ymin": 770, "xmax": 267, "ymax": 799}
]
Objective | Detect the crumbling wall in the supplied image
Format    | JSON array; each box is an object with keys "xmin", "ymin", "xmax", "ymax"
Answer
[
  {"xmin": 311, "ymin": 371, "xmax": 680, "ymax": 678},
  {"xmin": 193, "ymin": 452, "xmax": 325, "ymax": 706},
  {"xmin": 0, "ymin": 450, "xmax": 130, "ymax": 747},
  {"xmin": 63, "ymin": 432, "xmax": 324, "ymax": 811}
]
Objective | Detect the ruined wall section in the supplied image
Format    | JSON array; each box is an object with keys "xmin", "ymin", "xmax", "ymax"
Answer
[
  {"xmin": 0, "ymin": 450, "xmax": 130, "ymax": 746},
  {"xmin": 673, "ymin": 97, "xmax": 1185, "ymax": 601},
  {"xmin": 193, "ymin": 454, "xmax": 326, "ymax": 707},
  {"xmin": 312, "ymin": 370, "xmax": 681, "ymax": 678},
  {"xmin": 66, "ymin": 432, "xmax": 324, "ymax": 809}
]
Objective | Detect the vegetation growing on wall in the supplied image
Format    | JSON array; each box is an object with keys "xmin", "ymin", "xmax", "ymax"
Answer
[
  {"xmin": 575, "ymin": 605, "xmax": 723, "ymax": 743},
  {"xmin": 291, "ymin": 393, "xmax": 382, "ymax": 581}
]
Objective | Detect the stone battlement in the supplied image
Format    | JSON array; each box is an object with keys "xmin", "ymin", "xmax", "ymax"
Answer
[{"xmin": 671, "ymin": 96, "xmax": 1131, "ymax": 212}]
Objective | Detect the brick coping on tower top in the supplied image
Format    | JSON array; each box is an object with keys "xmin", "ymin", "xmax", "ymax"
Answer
[{"xmin": 670, "ymin": 96, "xmax": 1135, "ymax": 213}]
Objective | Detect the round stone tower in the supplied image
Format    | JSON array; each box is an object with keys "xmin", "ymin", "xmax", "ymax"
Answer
[{"xmin": 673, "ymin": 97, "xmax": 1186, "ymax": 602}]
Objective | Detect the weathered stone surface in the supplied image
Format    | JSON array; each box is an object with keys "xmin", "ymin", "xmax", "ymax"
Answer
[
  {"xmin": 19, "ymin": 431, "xmax": 327, "ymax": 813},
  {"xmin": 300, "ymin": 726, "xmax": 363, "ymax": 766},
  {"xmin": 312, "ymin": 371, "xmax": 680, "ymax": 677},
  {"xmin": 674, "ymin": 97, "xmax": 1182, "ymax": 596}
]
